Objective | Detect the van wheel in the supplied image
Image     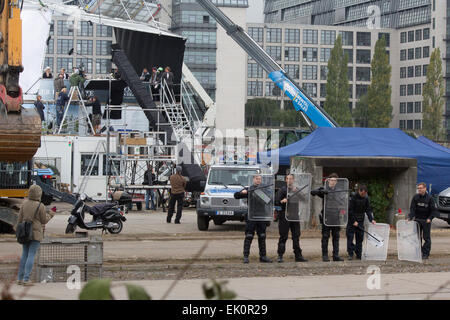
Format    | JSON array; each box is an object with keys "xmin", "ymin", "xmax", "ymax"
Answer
[{"xmin": 197, "ymin": 215, "xmax": 209, "ymax": 231}]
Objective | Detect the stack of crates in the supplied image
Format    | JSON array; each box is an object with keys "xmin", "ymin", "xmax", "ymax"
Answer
[{"xmin": 33, "ymin": 236, "xmax": 103, "ymax": 283}]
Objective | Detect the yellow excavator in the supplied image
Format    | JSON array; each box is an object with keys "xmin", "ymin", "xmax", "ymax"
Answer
[{"xmin": 0, "ymin": 0, "xmax": 41, "ymax": 232}]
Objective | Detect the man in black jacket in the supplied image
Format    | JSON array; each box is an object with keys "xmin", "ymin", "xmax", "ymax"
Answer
[
  {"xmin": 34, "ymin": 95, "xmax": 45, "ymax": 122},
  {"xmin": 408, "ymin": 182, "xmax": 437, "ymax": 259},
  {"xmin": 311, "ymin": 173, "xmax": 345, "ymax": 262},
  {"xmin": 276, "ymin": 174, "xmax": 308, "ymax": 263},
  {"xmin": 85, "ymin": 96, "xmax": 102, "ymax": 135},
  {"xmin": 143, "ymin": 164, "xmax": 156, "ymax": 211},
  {"xmin": 346, "ymin": 184, "xmax": 376, "ymax": 260},
  {"xmin": 234, "ymin": 174, "xmax": 272, "ymax": 264}
]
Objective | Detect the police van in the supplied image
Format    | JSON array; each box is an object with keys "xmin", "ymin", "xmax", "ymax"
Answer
[{"xmin": 196, "ymin": 164, "xmax": 270, "ymax": 230}]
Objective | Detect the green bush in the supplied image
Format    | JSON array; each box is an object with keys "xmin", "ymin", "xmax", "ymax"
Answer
[{"xmin": 366, "ymin": 177, "xmax": 394, "ymax": 223}]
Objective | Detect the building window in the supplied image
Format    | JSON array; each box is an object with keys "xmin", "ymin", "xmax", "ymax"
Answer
[
  {"xmin": 321, "ymin": 30, "xmax": 336, "ymax": 45},
  {"xmin": 415, "ymin": 83, "xmax": 422, "ymax": 95},
  {"xmin": 96, "ymin": 59, "xmax": 111, "ymax": 74},
  {"xmin": 285, "ymin": 47, "xmax": 300, "ymax": 61},
  {"xmin": 423, "ymin": 28, "xmax": 430, "ymax": 40},
  {"xmin": 285, "ymin": 29, "xmax": 300, "ymax": 44},
  {"xmin": 96, "ymin": 40, "xmax": 112, "ymax": 56},
  {"xmin": 339, "ymin": 31, "xmax": 353, "ymax": 46},
  {"xmin": 399, "ymin": 120, "xmax": 406, "ymax": 129},
  {"xmin": 415, "ymin": 101, "xmax": 422, "ymax": 113},
  {"xmin": 415, "ymin": 47, "xmax": 422, "ymax": 59},
  {"xmin": 407, "ymin": 102, "xmax": 414, "ymax": 113},
  {"xmin": 356, "ymin": 67, "xmax": 370, "ymax": 81},
  {"xmin": 57, "ymin": 58, "xmax": 73, "ymax": 72},
  {"xmin": 320, "ymin": 66, "xmax": 328, "ymax": 80},
  {"xmin": 303, "ymin": 47, "xmax": 318, "ymax": 62},
  {"xmin": 400, "ymin": 32, "xmax": 407, "ymax": 43},
  {"xmin": 266, "ymin": 28, "xmax": 282, "ymax": 43},
  {"xmin": 356, "ymin": 32, "xmax": 371, "ymax": 46},
  {"xmin": 303, "ymin": 29, "xmax": 318, "ymax": 44},
  {"xmin": 408, "ymin": 30, "xmax": 414, "ymax": 42},
  {"xmin": 285, "ymin": 64, "xmax": 299, "ymax": 79},
  {"xmin": 407, "ymin": 120, "xmax": 413, "ymax": 130},
  {"xmin": 407, "ymin": 84, "xmax": 414, "ymax": 96},
  {"xmin": 414, "ymin": 119, "xmax": 421, "ymax": 130},
  {"xmin": 408, "ymin": 48, "xmax": 414, "ymax": 60},
  {"xmin": 423, "ymin": 46, "xmax": 430, "ymax": 58},
  {"xmin": 400, "ymin": 67, "xmax": 406, "ymax": 79},
  {"xmin": 415, "ymin": 65, "xmax": 422, "ymax": 77},
  {"xmin": 57, "ymin": 20, "xmax": 73, "ymax": 36},
  {"xmin": 78, "ymin": 21, "xmax": 93, "ymax": 37},
  {"xmin": 97, "ymin": 25, "xmax": 112, "ymax": 37},
  {"xmin": 400, "ymin": 49, "xmax": 407, "ymax": 61},
  {"xmin": 46, "ymin": 39, "xmax": 54, "ymax": 54},
  {"xmin": 302, "ymin": 83, "xmax": 317, "ymax": 97},
  {"xmin": 302, "ymin": 65, "xmax": 317, "ymax": 80},
  {"xmin": 182, "ymin": 31, "xmax": 216, "ymax": 44},
  {"xmin": 265, "ymin": 82, "xmax": 280, "ymax": 97},
  {"xmin": 356, "ymin": 49, "xmax": 371, "ymax": 64},
  {"xmin": 266, "ymin": 46, "xmax": 282, "ymax": 61},
  {"xmin": 416, "ymin": 29, "xmax": 422, "ymax": 41},
  {"xmin": 81, "ymin": 154, "xmax": 99, "ymax": 176},
  {"xmin": 400, "ymin": 85, "xmax": 407, "ymax": 96},
  {"xmin": 247, "ymin": 81, "xmax": 263, "ymax": 96},
  {"xmin": 344, "ymin": 49, "xmax": 353, "ymax": 63},
  {"xmin": 57, "ymin": 39, "xmax": 73, "ymax": 55},
  {"xmin": 408, "ymin": 66, "xmax": 414, "ymax": 78},
  {"xmin": 321, "ymin": 48, "xmax": 331, "ymax": 62},
  {"xmin": 247, "ymin": 63, "xmax": 263, "ymax": 78},
  {"xmin": 423, "ymin": 64, "xmax": 428, "ymax": 76},
  {"xmin": 248, "ymin": 27, "xmax": 264, "ymax": 42},
  {"xmin": 76, "ymin": 40, "xmax": 93, "ymax": 55},
  {"xmin": 400, "ymin": 102, "xmax": 406, "ymax": 114},
  {"xmin": 320, "ymin": 83, "xmax": 326, "ymax": 98}
]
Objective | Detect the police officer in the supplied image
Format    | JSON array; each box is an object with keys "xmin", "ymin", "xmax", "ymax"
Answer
[
  {"xmin": 234, "ymin": 174, "xmax": 272, "ymax": 264},
  {"xmin": 347, "ymin": 184, "xmax": 376, "ymax": 260},
  {"xmin": 311, "ymin": 173, "xmax": 344, "ymax": 262},
  {"xmin": 275, "ymin": 174, "xmax": 308, "ymax": 263},
  {"xmin": 408, "ymin": 182, "xmax": 437, "ymax": 260}
]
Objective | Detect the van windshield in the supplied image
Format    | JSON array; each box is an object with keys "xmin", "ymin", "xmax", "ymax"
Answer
[{"xmin": 208, "ymin": 169, "xmax": 260, "ymax": 187}]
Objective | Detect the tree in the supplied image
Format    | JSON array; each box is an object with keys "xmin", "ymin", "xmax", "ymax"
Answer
[
  {"xmin": 353, "ymin": 93, "xmax": 369, "ymax": 127},
  {"xmin": 324, "ymin": 35, "xmax": 353, "ymax": 127},
  {"xmin": 245, "ymin": 98, "xmax": 279, "ymax": 127},
  {"xmin": 422, "ymin": 48, "xmax": 446, "ymax": 141},
  {"xmin": 366, "ymin": 36, "xmax": 392, "ymax": 128}
]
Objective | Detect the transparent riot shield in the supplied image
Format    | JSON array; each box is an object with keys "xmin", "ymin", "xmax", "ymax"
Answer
[
  {"xmin": 323, "ymin": 178, "xmax": 349, "ymax": 227},
  {"xmin": 362, "ymin": 223, "xmax": 390, "ymax": 261},
  {"xmin": 286, "ymin": 173, "xmax": 312, "ymax": 222},
  {"xmin": 396, "ymin": 220, "xmax": 422, "ymax": 263},
  {"xmin": 247, "ymin": 174, "xmax": 274, "ymax": 222}
]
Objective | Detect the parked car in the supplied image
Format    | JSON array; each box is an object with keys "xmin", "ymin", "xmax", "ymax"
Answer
[{"xmin": 436, "ymin": 187, "xmax": 450, "ymax": 225}]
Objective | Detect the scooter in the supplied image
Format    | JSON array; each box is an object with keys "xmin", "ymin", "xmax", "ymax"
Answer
[{"xmin": 65, "ymin": 193, "xmax": 128, "ymax": 234}]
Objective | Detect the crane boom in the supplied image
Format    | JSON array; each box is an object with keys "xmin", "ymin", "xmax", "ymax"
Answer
[{"xmin": 196, "ymin": 0, "xmax": 339, "ymax": 128}]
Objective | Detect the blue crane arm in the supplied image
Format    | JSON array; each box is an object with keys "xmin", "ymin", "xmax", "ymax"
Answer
[{"xmin": 196, "ymin": 0, "xmax": 338, "ymax": 128}]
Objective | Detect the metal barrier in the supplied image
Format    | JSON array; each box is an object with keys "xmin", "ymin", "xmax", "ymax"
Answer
[{"xmin": 34, "ymin": 236, "xmax": 103, "ymax": 283}]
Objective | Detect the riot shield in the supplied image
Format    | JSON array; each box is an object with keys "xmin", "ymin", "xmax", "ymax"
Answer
[
  {"xmin": 362, "ymin": 223, "xmax": 390, "ymax": 261},
  {"xmin": 286, "ymin": 173, "xmax": 312, "ymax": 222},
  {"xmin": 396, "ymin": 220, "xmax": 422, "ymax": 263},
  {"xmin": 323, "ymin": 178, "xmax": 349, "ymax": 227},
  {"xmin": 247, "ymin": 174, "xmax": 274, "ymax": 222}
]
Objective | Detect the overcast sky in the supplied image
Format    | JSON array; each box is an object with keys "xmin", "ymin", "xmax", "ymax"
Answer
[{"xmin": 246, "ymin": 0, "xmax": 265, "ymax": 23}]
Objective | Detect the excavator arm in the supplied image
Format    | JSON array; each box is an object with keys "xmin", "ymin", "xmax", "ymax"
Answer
[{"xmin": 0, "ymin": 0, "xmax": 41, "ymax": 162}]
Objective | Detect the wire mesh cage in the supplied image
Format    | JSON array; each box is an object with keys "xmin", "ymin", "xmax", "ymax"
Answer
[{"xmin": 33, "ymin": 236, "xmax": 103, "ymax": 283}]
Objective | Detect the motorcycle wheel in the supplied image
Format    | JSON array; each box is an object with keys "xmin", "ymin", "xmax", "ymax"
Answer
[
  {"xmin": 65, "ymin": 223, "xmax": 76, "ymax": 234},
  {"xmin": 107, "ymin": 220, "xmax": 123, "ymax": 234}
]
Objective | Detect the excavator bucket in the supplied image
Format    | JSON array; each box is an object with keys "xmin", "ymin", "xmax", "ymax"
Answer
[{"xmin": 0, "ymin": 107, "xmax": 41, "ymax": 162}]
